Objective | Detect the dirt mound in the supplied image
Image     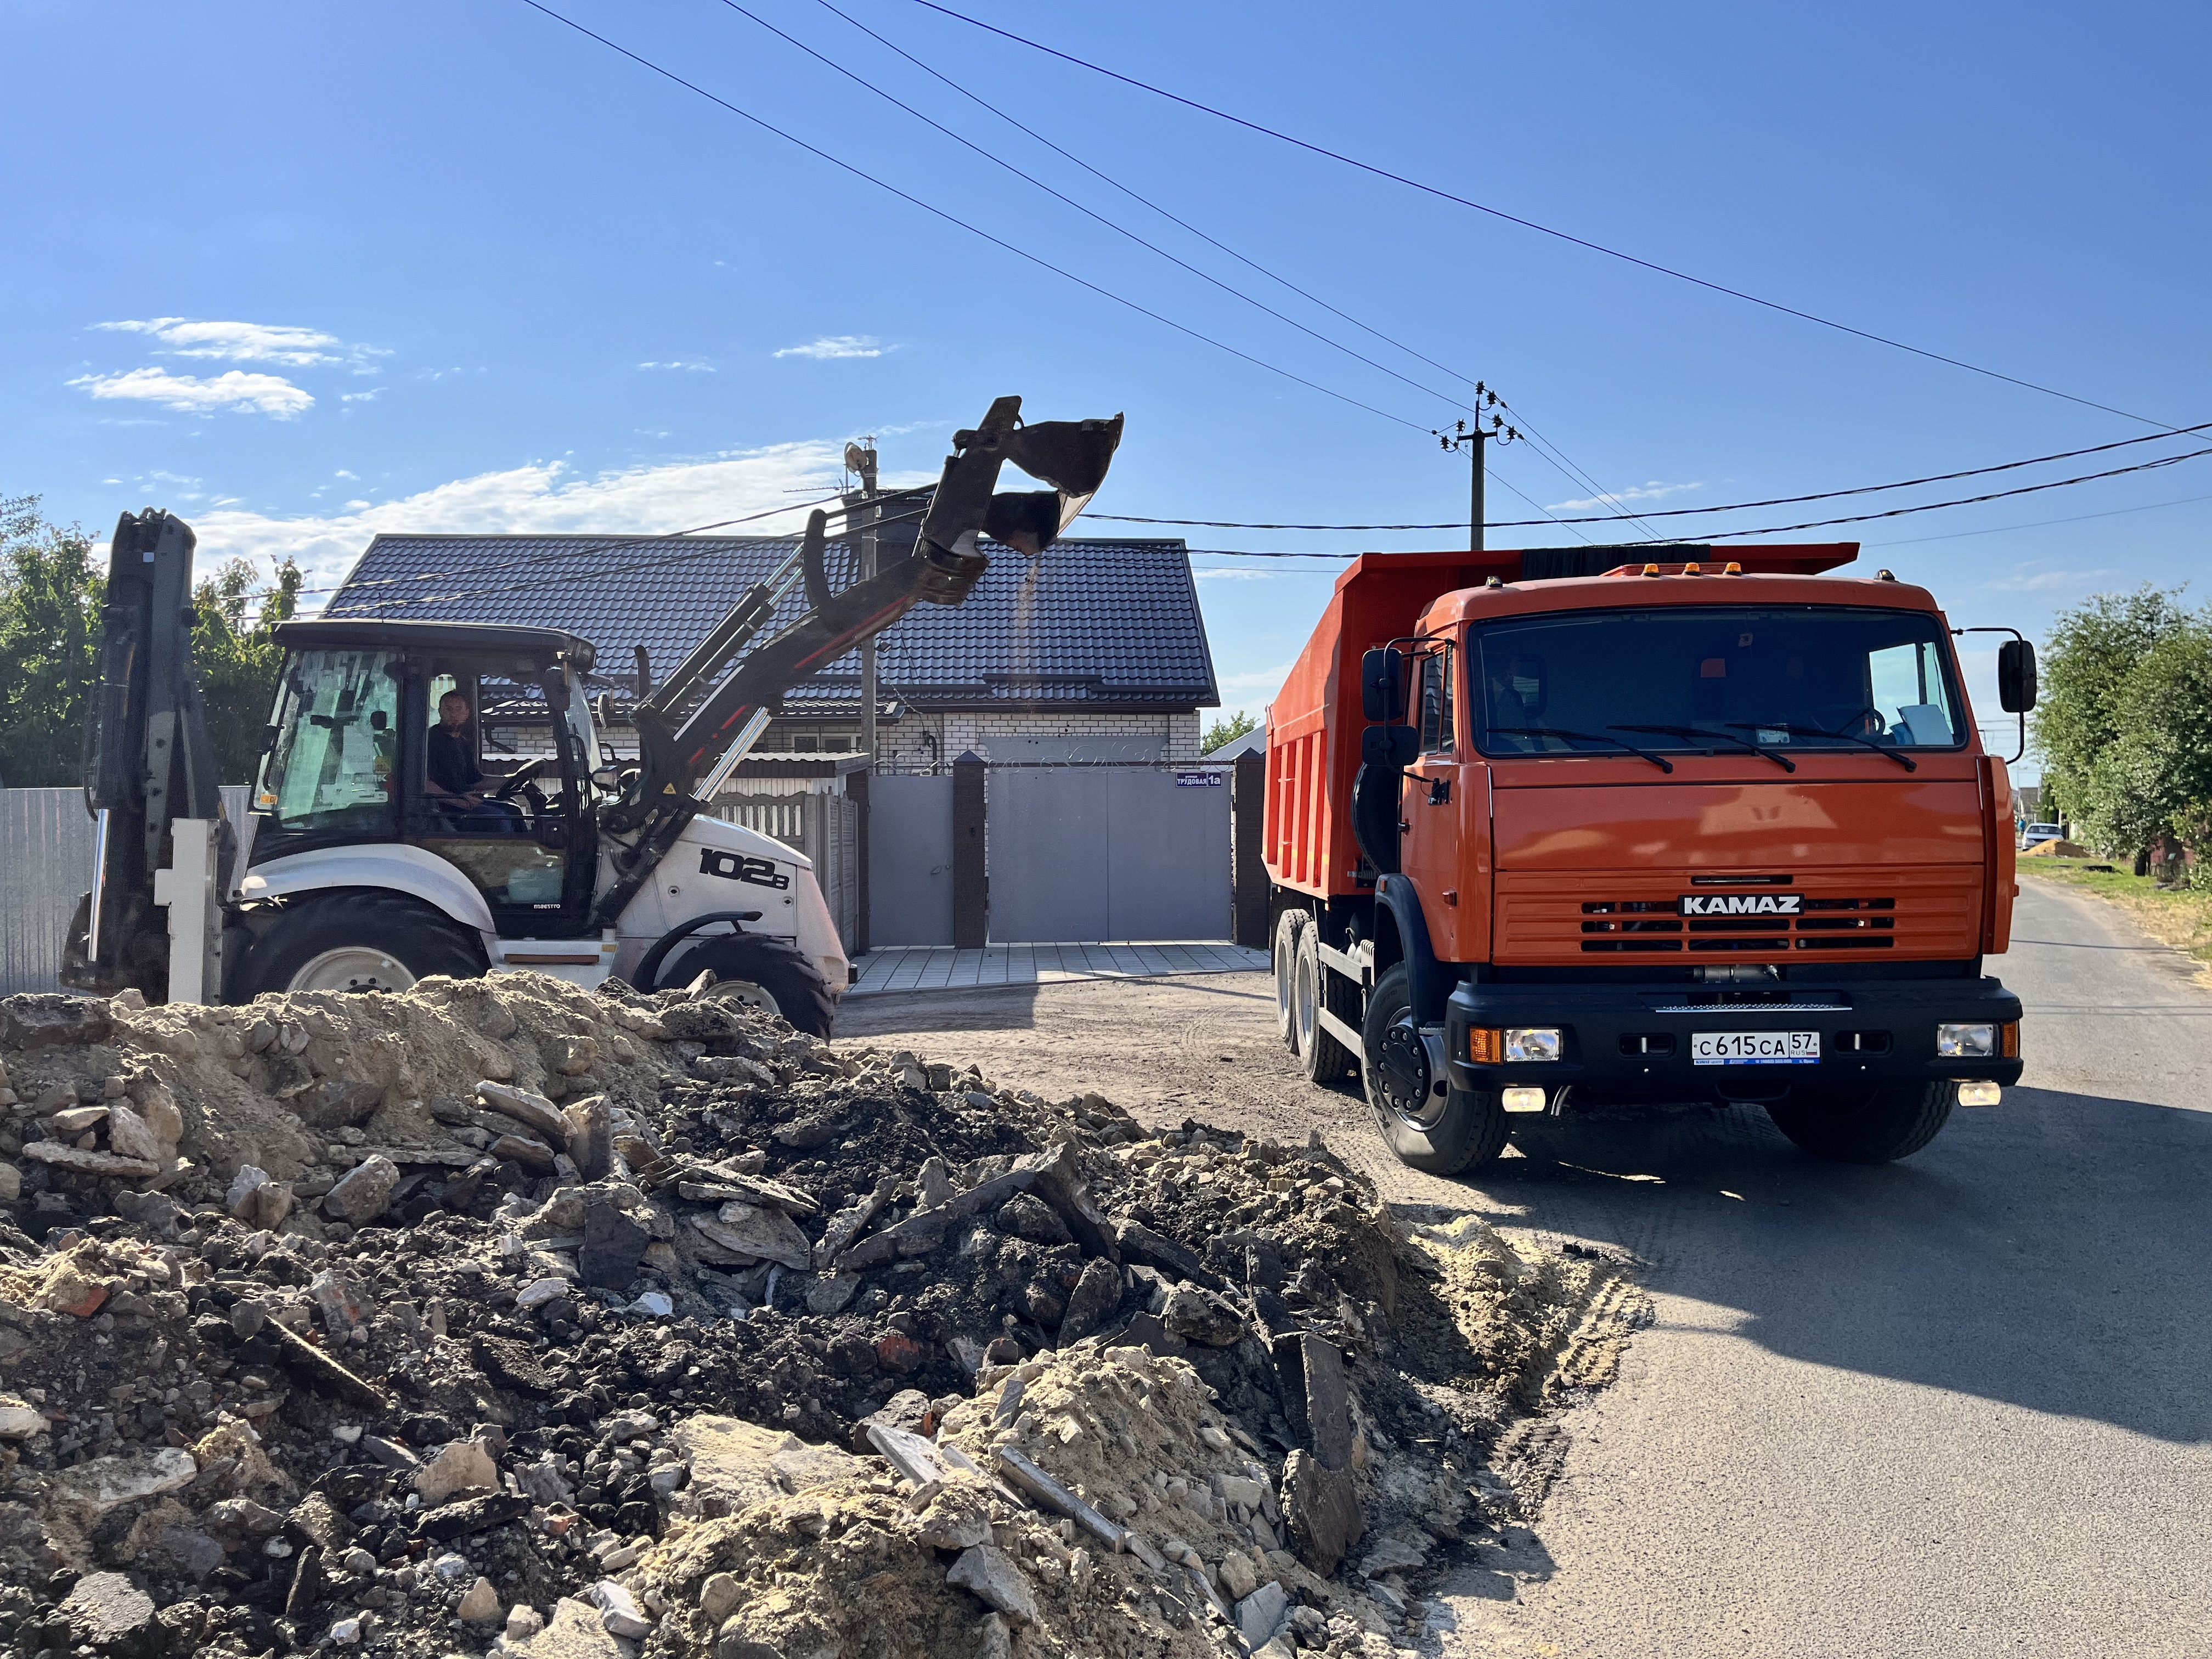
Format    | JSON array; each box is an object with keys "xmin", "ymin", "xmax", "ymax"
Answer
[{"xmin": 0, "ymin": 976, "xmax": 1640, "ymax": 1658}]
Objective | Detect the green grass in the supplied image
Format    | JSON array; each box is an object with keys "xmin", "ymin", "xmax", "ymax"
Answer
[{"xmin": 2018, "ymin": 856, "xmax": 2212, "ymax": 968}]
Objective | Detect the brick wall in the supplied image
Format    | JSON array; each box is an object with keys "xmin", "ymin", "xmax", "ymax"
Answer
[{"xmin": 875, "ymin": 709, "xmax": 1204, "ymax": 770}]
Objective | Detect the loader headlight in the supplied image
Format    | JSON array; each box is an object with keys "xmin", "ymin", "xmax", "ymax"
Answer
[
  {"xmin": 1936, "ymin": 1023, "xmax": 1995, "ymax": 1058},
  {"xmin": 1504, "ymin": 1027, "xmax": 1562, "ymax": 1062}
]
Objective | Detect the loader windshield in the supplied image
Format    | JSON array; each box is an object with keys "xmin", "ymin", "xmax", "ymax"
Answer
[
  {"xmin": 1472, "ymin": 606, "xmax": 1966, "ymax": 759},
  {"xmin": 256, "ymin": 650, "xmax": 401, "ymax": 831}
]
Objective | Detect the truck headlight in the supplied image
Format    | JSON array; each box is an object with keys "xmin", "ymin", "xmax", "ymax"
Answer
[
  {"xmin": 1937, "ymin": 1023, "xmax": 1995, "ymax": 1058},
  {"xmin": 1504, "ymin": 1027, "xmax": 1562, "ymax": 1062}
]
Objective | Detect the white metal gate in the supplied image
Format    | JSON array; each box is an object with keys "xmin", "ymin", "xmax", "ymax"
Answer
[{"xmin": 986, "ymin": 767, "xmax": 1230, "ymax": 942}]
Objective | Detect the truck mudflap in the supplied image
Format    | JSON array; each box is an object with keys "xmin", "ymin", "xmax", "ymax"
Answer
[{"xmin": 1442, "ymin": 977, "xmax": 2025, "ymax": 1097}]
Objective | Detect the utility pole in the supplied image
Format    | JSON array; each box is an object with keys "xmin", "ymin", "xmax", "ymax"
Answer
[
  {"xmin": 844, "ymin": 438, "xmax": 881, "ymax": 764},
  {"xmin": 1438, "ymin": 382, "xmax": 1517, "ymax": 553}
]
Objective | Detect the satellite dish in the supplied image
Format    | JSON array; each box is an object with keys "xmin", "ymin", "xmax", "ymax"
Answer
[{"xmin": 844, "ymin": 442, "xmax": 874, "ymax": 476}]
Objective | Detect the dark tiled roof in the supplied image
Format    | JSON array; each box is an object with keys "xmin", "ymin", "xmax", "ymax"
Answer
[{"xmin": 323, "ymin": 533, "xmax": 1216, "ymax": 712}]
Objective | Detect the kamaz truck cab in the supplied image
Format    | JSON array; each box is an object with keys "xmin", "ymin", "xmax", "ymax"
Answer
[{"xmin": 1267, "ymin": 544, "xmax": 2034, "ymax": 1169}]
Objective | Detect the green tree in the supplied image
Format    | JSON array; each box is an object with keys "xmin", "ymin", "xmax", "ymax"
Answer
[
  {"xmin": 0, "ymin": 496, "xmax": 301, "ymax": 787},
  {"xmin": 1202, "ymin": 708, "xmax": 1259, "ymax": 754},
  {"xmin": 2033, "ymin": 586, "xmax": 2190, "ymax": 854},
  {"xmin": 0, "ymin": 496, "xmax": 105, "ymax": 788},
  {"xmin": 2097, "ymin": 616, "xmax": 2212, "ymax": 866},
  {"xmin": 195, "ymin": 554, "xmax": 303, "ymax": 783}
]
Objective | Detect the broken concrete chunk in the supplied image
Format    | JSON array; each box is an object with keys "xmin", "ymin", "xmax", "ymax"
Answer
[
  {"xmin": 994, "ymin": 1192, "xmax": 1071, "ymax": 1246},
  {"xmin": 692, "ymin": 1202, "xmax": 810, "ymax": 1269},
  {"xmin": 565, "ymin": 1094, "xmax": 614, "ymax": 1182},
  {"xmin": 589, "ymin": 1579, "xmax": 652, "ymax": 1640},
  {"xmin": 52, "ymin": 1446, "xmax": 198, "ymax": 1515},
  {"xmin": 1280, "ymin": 1449, "xmax": 1362, "ymax": 1575},
  {"xmin": 0, "ymin": 993, "xmax": 110, "ymax": 1051},
  {"xmin": 458, "ymin": 1576, "xmax": 503, "ymax": 1622},
  {"xmin": 21, "ymin": 1141, "xmax": 158, "ymax": 1178},
  {"xmin": 509, "ymin": 1596, "xmax": 622, "ymax": 1659},
  {"xmin": 477, "ymin": 1081, "xmax": 572, "ymax": 1144},
  {"xmin": 1236, "ymin": 1579, "xmax": 1290, "ymax": 1649},
  {"xmin": 1056, "ymin": 1257, "xmax": 1124, "ymax": 1348},
  {"xmin": 50, "ymin": 1103, "xmax": 109, "ymax": 1136},
  {"xmin": 945, "ymin": 1544, "xmax": 1038, "ymax": 1626},
  {"xmin": 415, "ymin": 1440, "xmax": 499, "ymax": 1503},
  {"xmin": 324, "ymin": 1154, "xmax": 401, "ymax": 1223},
  {"xmin": 59, "ymin": 1572, "xmax": 157, "ymax": 1652},
  {"xmin": 0, "ymin": 1398, "xmax": 44, "ymax": 1438},
  {"xmin": 1162, "ymin": 1284, "xmax": 1246, "ymax": 1347},
  {"xmin": 579, "ymin": 1197, "xmax": 651, "ymax": 1290}
]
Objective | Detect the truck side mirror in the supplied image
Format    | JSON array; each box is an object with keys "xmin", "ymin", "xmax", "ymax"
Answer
[
  {"xmin": 1361, "ymin": 723, "xmax": 1420, "ymax": 769},
  {"xmin": 1361, "ymin": 648, "xmax": 1407, "ymax": 722},
  {"xmin": 1997, "ymin": 639, "xmax": 2037, "ymax": 713}
]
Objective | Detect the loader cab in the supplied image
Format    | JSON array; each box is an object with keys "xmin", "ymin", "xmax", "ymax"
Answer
[{"xmin": 254, "ymin": 619, "xmax": 608, "ymax": 935}]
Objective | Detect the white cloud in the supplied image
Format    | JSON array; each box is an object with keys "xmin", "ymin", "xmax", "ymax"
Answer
[
  {"xmin": 69, "ymin": 366, "xmax": 313, "ymax": 419},
  {"xmin": 1546, "ymin": 479, "xmax": 1706, "ymax": 513},
  {"xmin": 1984, "ymin": 565, "xmax": 2121, "ymax": 592},
  {"xmin": 93, "ymin": 317, "xmax": 389, "ymax": 370},
  {"xmin": 639, "ymin": 360, "xmax": 715, "ymax": 373},
  {"xmin": 334, "ymin": 469, "xmax": 358, "ymax": 479},
  {"xmin": 775, "ymin": 335, "xmax": 884, "ymax": 360},
  {"xmin": 341, "ymin": 388, "xmax": 381, "ymax": 403},
  {"xmin": 186, "ymin": 440, "xmax": 869, "ymax": 594},
  {"xmin": 1213, "ymin": 660, "xmax": 1297, "ymax": 710}
]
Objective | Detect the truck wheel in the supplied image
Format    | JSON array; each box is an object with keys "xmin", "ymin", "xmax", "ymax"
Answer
[
  {"xmin": 239, "ymin": 891, "xmax": 486, "ymax": 996},
  {"xmin": 1764, "ymin": 1081, "xmax": 1956, "ymax": 1164},
  {"xmin": 1361, "ymin": 963, "xmax": 1509, "ymax": 1173},
  {"xmin": 1293, "ymin": 925, "xmax": 1358, "ymax": 1084},
  {"xmin": 663, "ymin": 934, "xmax": 837, "ymax": 1039},
  {"xmin": 1273, "ymin": 910, "xmax": 1308, "ymax": 1053}
]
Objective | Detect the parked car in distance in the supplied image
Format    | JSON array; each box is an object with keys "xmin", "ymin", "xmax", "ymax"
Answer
[{"xmin": 2018, "ymin": 822, "xmax": 2065, "ymax": 851}]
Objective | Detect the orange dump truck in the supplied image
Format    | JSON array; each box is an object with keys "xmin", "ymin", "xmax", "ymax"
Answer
[{"xmin": 1263, "ymin": 543, "xmax": 2033, "ymax": 1171}]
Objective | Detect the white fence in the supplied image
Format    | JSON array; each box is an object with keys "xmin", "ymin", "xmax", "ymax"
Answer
[
  {"xmin": 710, "ymin": 792, "xmax": 861, "ymax": 953},
  {"xmin": 0, "ymin": 786, "xmax": 251, "ymax": 995}
]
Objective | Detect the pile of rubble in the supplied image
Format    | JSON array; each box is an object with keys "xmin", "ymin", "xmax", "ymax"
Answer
[{"xmin": 0, "ymin": 974, "xmax": 1639, "ymax": 1659}]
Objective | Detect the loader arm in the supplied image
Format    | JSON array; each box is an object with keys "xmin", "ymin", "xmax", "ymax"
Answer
[{"xmin": 592, "ymin": 394, "xmax": 1121, "ymax": 929}]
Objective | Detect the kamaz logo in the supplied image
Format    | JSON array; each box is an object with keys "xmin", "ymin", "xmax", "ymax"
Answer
[{"xmin": 1681, "ymin": 893, "xmax": 1802, "ymax": 916}]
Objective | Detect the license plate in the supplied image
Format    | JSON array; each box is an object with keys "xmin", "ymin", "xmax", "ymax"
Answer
[{"xmin": 1691, "ymin": 1030, "xmax": 1820, "ymax": 1066}]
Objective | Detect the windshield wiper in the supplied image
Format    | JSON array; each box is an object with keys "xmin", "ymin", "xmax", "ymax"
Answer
[
  {"xmin": 1613, "ymin": 724, "xmax": 1796, "ymax": 772},
  {"xmin": 1489, "ymin": 726, "xmax": 1674, "ymax": 774},
  {"xmin": 1725, "ymin": 720, "xmax": 1917, "ymax": 772}
]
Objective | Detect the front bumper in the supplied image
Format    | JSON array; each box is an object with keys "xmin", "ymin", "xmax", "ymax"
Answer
[{"xmin": 1443, "ymin": 976, "xmax": 2024, "ymax": 1097}]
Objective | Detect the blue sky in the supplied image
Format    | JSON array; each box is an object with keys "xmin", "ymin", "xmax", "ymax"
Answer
[{"xmin": 6, "ymin": 1, "xmax": 2207, "ymax": 765}]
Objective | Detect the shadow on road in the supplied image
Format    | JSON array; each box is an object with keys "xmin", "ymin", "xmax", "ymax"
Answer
[{"xmin": 1457, "ymin": 1085, "xmax": 2212, "ymax": 1445}]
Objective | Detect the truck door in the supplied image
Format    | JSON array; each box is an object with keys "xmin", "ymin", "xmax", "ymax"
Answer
[{"xmin": 1401, "ymin": 644, "xmax": 1464, "ymax": 961}]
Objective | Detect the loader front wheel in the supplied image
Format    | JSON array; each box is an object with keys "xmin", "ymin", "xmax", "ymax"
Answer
[
  {"xmin": 662, "ymin": 933, "xmax": 837, "ymax": 1039},
  {"xmin": 238, "ymin": 891, "xmax": 486, "ymax": 997}
]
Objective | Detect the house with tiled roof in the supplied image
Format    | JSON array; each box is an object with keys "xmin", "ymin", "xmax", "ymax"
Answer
[{"xmin": 322, "ymin": 526, "xmax": 1220, "ymax": 784}]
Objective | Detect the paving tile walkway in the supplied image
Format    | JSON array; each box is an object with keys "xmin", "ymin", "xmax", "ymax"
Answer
[{"xmin": 848, "ymin": 941, "xmax": 1266, "ymax": 996}]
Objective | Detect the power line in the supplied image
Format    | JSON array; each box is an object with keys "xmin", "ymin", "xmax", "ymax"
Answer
[
  {"xmin": 515, "ymin": 0, "xmax": 1436, "ymax": 435},
  {"xmin": 1081, "ymin": 420, "xmax": 2212, "ymax": 530},
  {"xmin": 1866, "ymin": 489, "xmax": 2212, "ymax": 548},
  {"xmin": 1647, "ymin": 443, "xmax": 2212, "ymax": 542},
  {"xmin": 715, "ymin": 0, "xmax": 1469, "ymax": 422},
  {"xmin": 797, "ymin": 0, "xmax": 1661, "ymax": 541},
  {"xmin": 908, "ymin": 0, "xmax": 2185, "ymax": 435}
]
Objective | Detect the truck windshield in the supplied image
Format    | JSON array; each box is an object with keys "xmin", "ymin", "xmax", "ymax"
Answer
[{"xmin": 1471, "ymin": 605, "xmax": 1965, "ymax": 759}]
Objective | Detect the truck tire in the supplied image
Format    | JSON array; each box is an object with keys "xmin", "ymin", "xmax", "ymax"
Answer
[
  {"xmin": 1273, "ymin": 910, "xmax": 1308, "ymax": 1053},
  {"xmin": 1764, "ymin": 1081, "xmax": 1956, "ymax": 1164},
  {"xmin": 1361, "ymin": 963, "xmax": 1509, "ymax": 1173},
  {"xmin": 237, "ymin": 891, "xmax": 486, "ymax": 996},
  {"xmin": 663, "ymin": 933, "xmax": 837, "ymax": 1039},
  {"xmin": 1293, "ymin": 924, "xmax": 1358, "ymax": 1084}
]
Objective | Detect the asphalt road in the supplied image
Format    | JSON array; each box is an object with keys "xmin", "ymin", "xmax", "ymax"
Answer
[{"xmin": 1443, "ymin": 877, "xmax": 2212, "ymax": 1658}]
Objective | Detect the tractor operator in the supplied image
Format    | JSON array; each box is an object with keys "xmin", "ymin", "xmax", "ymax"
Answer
[{"xmin": 425, "ymin": 691, "xmax": 521, "ymax": 829}]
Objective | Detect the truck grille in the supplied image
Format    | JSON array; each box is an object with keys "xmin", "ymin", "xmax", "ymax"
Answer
[
  {"xmin": 1580, "ymin": 896, "xmax": 1897, "ymax": 951},
  {"xmin": 1496, "ymin": 870, "xmax": 1978, "ymax": 962}
]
